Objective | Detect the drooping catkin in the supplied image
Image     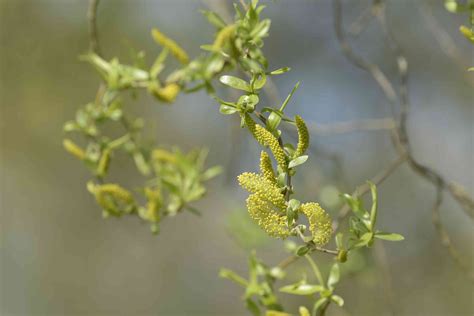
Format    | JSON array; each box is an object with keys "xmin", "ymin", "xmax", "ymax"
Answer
[
  {"xmin": 259, "ymin": 151, "xmax": 276, "ymax": 184},
  {"xmin": 212, "ymin": 24, "xmax": 236, "ymax": 50},
  {"xmin": 151, "ymin": 28, "xmax": 189, "ymax": 64},
  {"xmin": 237, "ymin": 172, "xmax": 289, "ymax": 238},
  {"xmin": 254, "ymin": 125, "xmax": 287, "ymax": 171},
  {"xmin": 299, "ymin": 202, "xmax": 332, "ymax": 246},
  {"xmin": 294, "ymin": 115, "xmax": 309, "ymax": 157},
  {"xmin": 63, "ymin": 139, "xmax": 86, "ymax": 160}
]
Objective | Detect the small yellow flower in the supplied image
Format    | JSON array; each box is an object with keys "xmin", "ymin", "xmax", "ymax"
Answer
[
  {"xmin": 294, "ymin": 115, "xmax": 309, "ymax": 157},
  {"xmin": 212, "ymin": 24, "xmax": 236, "ymax": 51},
  {"xmin": 63, "ymin": 139, "xmax": 86, "ymax": 160},
  {"xmin": 151, "ymin": 28, "xmax": 189, "ymax": 64},
  {"xmin": 238, "ymin": 172, "xmax": 289, "ymax": 238},
  {"xmin": 300, "ymin": 202, "xmax": 332, "ymax": 245},
  {"xmin": 254, "ymin": 125, "xmax": 287, "ymax": 171},
  {"xmin": 148, "ymin": 82, "xmax": 181, "ymax": 103},
  {"xmin": 141, "ymin": 187, "xmax": 162, "ymax": 223},
  {"xmin": 97, "ymin": 148, "xmax": 110, "ymax": 177},
  {"xmin": 259, "ymin": 151, "xmax": 276, "ymax": 184}
]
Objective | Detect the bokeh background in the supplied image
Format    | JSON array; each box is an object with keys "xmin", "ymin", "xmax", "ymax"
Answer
[{"xmin": 1, "ymin": 0, "xmax": 473, "ymax": 315}]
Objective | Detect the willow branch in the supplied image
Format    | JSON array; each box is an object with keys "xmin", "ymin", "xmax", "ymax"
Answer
[
  {"xmin": 87, "ymin": 0, "xmax": 101, "ymax": 56},
  {"xmin": 333, "ymin": 0, "xmax": 474, "ymax": 279},
  {"xmin": 308, "ymin": 118, "xmax": 395, "ymax": 135}
]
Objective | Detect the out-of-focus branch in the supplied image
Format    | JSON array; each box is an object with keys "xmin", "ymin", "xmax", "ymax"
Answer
[
  {"xmin": 308, "ymin": 118, "xmax": 395, "ymax": 135},
  {"xmin": 333, "ymin": 153, "xmax": 407, "ymax": 231},
  {"xmin": 333, "ymin": 0, "xmax": 474, "ymax": 280},
  {"xmin": 88, "ymin": 0, "xmax": 101, "ymax": 56},
  {"xmin": 417, "ymin": 1, "xmax": 474, "ymax": 87}
]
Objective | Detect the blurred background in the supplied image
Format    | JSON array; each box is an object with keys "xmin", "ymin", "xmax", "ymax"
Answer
[{"xmin": 1, "ymin": 0, "xmax": 473, "ymax": 315}]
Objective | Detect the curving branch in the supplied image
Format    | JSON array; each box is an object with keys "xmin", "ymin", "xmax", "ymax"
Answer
[{"xmin": 333, "ymin": 0, "xmax": 474, "ymax": 281}]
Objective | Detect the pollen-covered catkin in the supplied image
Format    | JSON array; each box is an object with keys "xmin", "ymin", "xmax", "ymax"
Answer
[
  {"xmin": 151, "ymin": 28, "xmax": 189, "ymax": 64},
  {"xmin": 254, "ymin": 125, "xmax": 287, "ymax": 171},
  {"xmin": 237, "ymin": 172, "xmax": 285, "ymax": 208},
  {"xmin": 63, "ymin": 139, "xmax": 86, "ymax": 160},
  {"xmin": 259, "ymin": 151, "xmax": 276, "ymax": 184},
  {"xmin": 299, "ymin": 202, "xmax": 332, "ymax": 245},
  {"xmin": 237, "ymin": 172, "xmax": 289, "ymax": 238},
  {"xmin": 294, "ymin": 115, "xmax": 309, "ymax": 157},
  {"xmin": 93, "ymin": 183, "xmax": 134, "ymax": 204},
  {"xmin": 143, "ymin": 187, "xmax": 162, "ymax": 222},
  {"xmin": 212, "ymin": 24, "xmax": 236, "ymax": 50}
]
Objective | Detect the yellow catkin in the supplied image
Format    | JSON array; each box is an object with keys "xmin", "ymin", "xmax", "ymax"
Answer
[
  {"xmin": 212, "ymin": 24, "xmax": 236, "ymax": 50},
  {"xmin": 254, "ymin": 125, "xmax": 287, "ymax": 171},
  {"xmin": 94, "ymin": 184, "xmax": 134, "ymax": 204},
  {"xmin": 149, "ymin": 82, "xmax": 181, "ymax": 103},
  {"xmin": 259, "ymin": 151, "xmax": 276, "ymax": 184},
  {"xmin": 247, "ymin": 194, "xmax": 289, "ymax": 238},
  {"xmin": 299, "ymin": 306, "xmax": 311, "ymax": 316},
  {"xmin": 152, "ymin": 149, "xmax": 176, "ymax": 163},
  {"xmin": 143, "ymin": 187, "xmax": 162, "ymax": 222},
  {"xmin": 63, "ymin": 139, "xmax": 86, "ymax": 160},
  {"xmin": 299, "ymin": 202, "xmax": 332, "ymax": 246},
  {"xmin": 151, "ymin": 28, "xmax": 189, "ymax": 64},
  {"xmin": 238, "ymin": 172, "xmax": 289, "ymax": 238},
  {"xmin": 244, "ymin": 113, "xmax": 257, "ymax": 137},
  {"xmin": 294, "ymin": 115, "xmax": 309, "ymax": 157},
  {"xmin": 237, "ymin": 172, "xmax": 285, "ymax": 208},
  {"xmin": 97, "ymin": 148, "xmax": 110, "ymax": 177},
  {"xmin": 266, "ymin": 311, "xmax": 292, "ymax": 316}
]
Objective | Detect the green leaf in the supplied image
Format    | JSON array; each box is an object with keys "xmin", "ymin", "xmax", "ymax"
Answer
[
  {"xmin": 269, "ymin": 67, "xmax": 291, "ymax": 75},
  {"xmin": 288, "ymin": 155, "xmax": 308, "ymax": 169},
  {"xmin": 331, "ymin": 295, "xmax": 344, "ymax": 306},
  {"xmin": 245, "ymin": 298, "xmax": 261, "ymax": 316},
  {"xmin": 296, "ymin": 245, "xmax": 310, "ymax": 256},
  {"xmin": 252, "ymin": 73, "xmax": 266, "ymax": 90},
  {"xmin": 200, "ymin": 10, "xmax": 226, "ymax": 29},
  {"xmin": 201, "ymin": 165, "xmax": 223, "ymax": 181},
  {"xmin": 327, "ymin": 263, "xmax": 340, "ymax": 289},
  {"xmin": 219, "ymin": 104, "xmax": 238, "ymax": 115},
  {"xmin": 279, "ymin": 81, "xmax": 300, "ymax": 111},
  {"xmin": 368, "ymin": 181, "xmax": 378, "ymax": 230},
  {"xmin": 220, "ymin": 75, "xmax": 251, "ymax": 92},
  {"xmin": 279, "ymin": 282, "xmax": 325, "ymax": 295},
  {"xmin": 353, "ymin": 232, "xmax": 374, "ymax": 248},
  {"xmin": 266, "ymin": 111, "xmax": 282, "ymax": 131},
  {"xmin": 312, "ymin": 297, "xmax": 328, "ymax": 314},
  {"xmin": 237, "ymin": 94, "xmax": 259, "ymax": 111},
  {"xmin": 335, "ymin": 233, "xmax": 344, "ymax": 249},
  {"xmin": 375, "ymin": 232, "xmax": 405, "ymax": 241},
  {"xmin": 219, "ymin": 268, "xmax": 248, "ymax": 287},
  {"xmin": 342, "ymin": 194, "xmax": 368, "ymax": 220}
]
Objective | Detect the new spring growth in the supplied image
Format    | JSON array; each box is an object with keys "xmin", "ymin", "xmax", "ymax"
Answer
[
  {"xmin": 63, "ymin": 139, "xmax": 86, "ymax": 160},
  {"xmin": 151, "ymin": 28, "xmax": 189, "ymax": 64},
  {"xmin": 294, "ymin": 115, "xmax": 309, "ymax": 158},
  {"xmin": 299, "ymin": 202, "xmax": 332, "ymax": 246},
  {"xmin": 254, "ymin": 125, "xmax": 287, "ymax": 171},
  {"xmin": 238, "ymin": 172, "xmax": 290, "ymax": 238},
  {"xmin": 87, "ymin": 182, "xmax": 135, "ymax": 216},
  {"xmin": 148, "ymin": 81, "xmax": 181, "ymax": 103},
  {"xmin": 260, "ymin": 151, "xmax": 276, "ymax": 184},
  {"xmin": 212, "ymin": 24, "xmax": 236, "ymax": 51}
]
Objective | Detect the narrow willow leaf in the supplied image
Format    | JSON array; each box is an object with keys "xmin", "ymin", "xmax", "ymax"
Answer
[
  {"xmin": 288, "ymin": 155, "xmax": 308, "ymax": 169},
  {"xmin": 327, "ymin": 263, "xmax": 340, "ymax": 289},
  {"xmin": 220, "ymin": 104, "xmax": 238, "ymax": 115},
  {"xmin": 296, "ymin": 245, "xmax": 310, "ymax": 256},
  {"xmin": 269, "ymin": 67, "xmax": 291, "ymax": 75},
  {"xmin": 331, "ymin": 295, "xmax": 344, "ymax": 306},
  {"xmin": 201, "ymin": 165, "xmax": 223, "ymax": 181},
  {"xmin": 219, "ymin": 75, "xmax": 251, "ymax": 92},
  {"xmin": 219, "ymin": 268, "xmax": 248, "ymax": 286},
  {"xmin": 375, "ymin": 232, "xmax": 405, "ymax": 241},
  {"xmin": 354, "ymin": 232, "xmax": 374, "ymax": 248},
  {"xmin": 200, "ymin": 10, "xmax": 226, "ymax": 29},
  {"xmin": 280, "ymin": 81, "xmax": 300, "ymax": 111},
  {"xmin": 313, "ymin": 297, "xmax": 328, "ymax": 314},
  {"xmin": 279, "ymin": 282, "xmax": 324, "ymax": 295}
]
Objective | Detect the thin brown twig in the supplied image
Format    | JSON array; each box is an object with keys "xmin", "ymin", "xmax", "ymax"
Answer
[
  {"xmin": 333, "ymin": 153, "xmax": 407, "ymax": 231},
  {"xmin": 308, "ymin": 117, "xmax": 395, "ymax": 135},
  {"xmin": 88, "ymin": 0, "xmax": 101, "ymax": 56},
  {"xmin": 333, "ymin": 0, "xmax": 474, "ymax": 280}
]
